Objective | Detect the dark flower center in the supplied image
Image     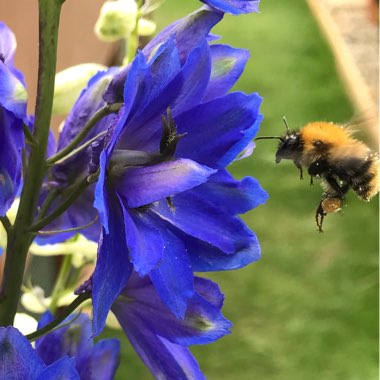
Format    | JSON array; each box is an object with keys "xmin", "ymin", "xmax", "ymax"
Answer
[{"xmin": 109, "ymin": 108, "xmax": 185, "ymax": 177}]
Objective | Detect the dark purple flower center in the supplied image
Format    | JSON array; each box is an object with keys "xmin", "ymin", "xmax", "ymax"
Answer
[{"xmin": 109, "ymin": 108, "xmax": 185, "ymax": 178}]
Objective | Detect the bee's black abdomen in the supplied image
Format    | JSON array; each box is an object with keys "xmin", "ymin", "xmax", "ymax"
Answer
[{"xmin": 335, "ymin": 156, "xmax": 377, "ymax": 201}]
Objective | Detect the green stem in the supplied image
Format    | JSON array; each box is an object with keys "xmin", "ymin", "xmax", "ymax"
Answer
[
  {"xmin": 23, "ymin": 124, "xmax": 38, "ymax": 147},
  {"xmin": 49, "ymin": 255, "xmax": 73, "ymax": 313},
  {"xmin": 0, "ymin": 216, "xmax": 12, "ymax": 236},
  {"xmin": 26, "ymin": 291, "xmax": 91, "ymax": 342},
  {"xmin": 36, "ymin": 188, "xmax": 59, "ymax": 222},
  {"xmin": 0, "ymin": 0, "xmax": 64, "ymax": 326},
  {"xmin": 125, "ymin": 2, "xmax": 143, "ymax": 65},
  {"xmin": 46, "ymin": 102, "xmax": 122, "ymax": 166},
  {"xmin": 29, "ymin": 176, "xmax": 91, "ymax": 233}
]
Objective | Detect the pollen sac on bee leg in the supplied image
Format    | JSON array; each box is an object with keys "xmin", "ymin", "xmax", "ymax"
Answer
[
  {"xmin": 315, "ymin": 197, "xmax": 344, "ymax": 233},
  {"xmin": 321, "ymin": 197, "xmax": 343, "ymax": 214}
]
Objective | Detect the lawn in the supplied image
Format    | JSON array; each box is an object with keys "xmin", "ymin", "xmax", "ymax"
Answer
[{"xmin": 103, "ymin": 1, "xmax": 379, "ymax": 379}]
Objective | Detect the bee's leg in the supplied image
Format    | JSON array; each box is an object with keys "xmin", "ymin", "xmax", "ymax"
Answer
[
  {"xmin": 293, "ymin": 161, "xmax": 303, "ymax": 180},
  {"xmin": 315, "ymin": 200, "xmax": 326, "ymax": 233},
  {"xmin": 310, "ymin": 176, "xmax": 314, "ymax": 186},
  {"xmin": 325, "ymin": 175, "xmax": 349, "ymax": 197}
]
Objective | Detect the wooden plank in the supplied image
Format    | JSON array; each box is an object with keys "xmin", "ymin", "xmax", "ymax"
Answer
[{"xmin": 307, "ymin": 0, "xmax": 378, "ymax": 140}]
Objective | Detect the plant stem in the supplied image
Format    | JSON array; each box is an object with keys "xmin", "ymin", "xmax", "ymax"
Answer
[
  {"xmin": 49, "ymin": 255, "xmax": 73, "ymax": 313},
  {"xmin": 0, "ymin": 0, "xmax": 64, "ymax": 326},
  {"xmin": 29, "ymin": 176, "xmax": 91, "ymax": 233},
  {"xmin": 46, "ymin": 102, "xmax": 122, "ymax": 166},
  {"xmin": 0, "ymin": 216, "xmax": 11, "ymax": 236},
  {"xmin": 26, "ymin": 291, "xmax": 91, "ymax": 342},
  {"xmin": 124, "ymin": 1, "xmax": 143, "ymax": 65}
]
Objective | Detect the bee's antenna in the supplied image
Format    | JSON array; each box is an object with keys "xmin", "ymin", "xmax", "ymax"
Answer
[
  {"xmin": 283, "ymin": 116, "xmax": 290, "ymax": 133},
  {"xmin": 255, "ymin": 136, "xmax": 284, "ymax": 141}
]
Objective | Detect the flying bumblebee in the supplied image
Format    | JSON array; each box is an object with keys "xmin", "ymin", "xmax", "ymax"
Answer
[{"xmin": 256, "ymin": 118, "xmax": 379, "ymax": 232}]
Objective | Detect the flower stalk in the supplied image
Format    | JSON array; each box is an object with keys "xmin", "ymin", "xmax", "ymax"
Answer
[
  {"xmin": 48, "ymin": 255, "xmax": 73, "ymax": 313},
  {"xmin": 26, "ymin": 291, "xmax": 91, "ymax": 342},
  {"xmin": 46, "ymin": 102, "xmax": 123, "ymax": 166},
  {"xmin": 0, "ymin": 0, "xmax": 64, "ymax": 325}
]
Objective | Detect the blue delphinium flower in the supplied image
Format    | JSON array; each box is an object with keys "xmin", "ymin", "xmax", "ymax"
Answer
[
  {"xmin": 0, "ymin": 22, "xmax": 27, "ymax": 216},
  {"xmin": 111, "ymin": 273, "xmax": 231, "ymax": 379},
  {"xmin": 36, "ymin": 67, "xmax": 120, "ymax": 244},
  {"xmin": 200, "ymin": 0, "xmax": 260, "ymax": 15},
  {"xmin": 0, "ymin": 326, "xmax": 80, "ymax": 379},
  {"xmin": 91, "ymin": 7, "xmax": 268, "ymax": 334},
  {"xmin": 35, "ymin": 312, "xmax": 120, "ymax": 379}
]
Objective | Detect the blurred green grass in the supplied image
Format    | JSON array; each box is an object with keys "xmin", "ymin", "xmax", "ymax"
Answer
[{"xmin": 104, "ymin": 1, "xmax": 379, "ymax": 379}]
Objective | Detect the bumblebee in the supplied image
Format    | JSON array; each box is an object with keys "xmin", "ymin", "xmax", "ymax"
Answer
[{"xmin": 256, "ymin": 119, "xmax": 379, "ymax": 232}]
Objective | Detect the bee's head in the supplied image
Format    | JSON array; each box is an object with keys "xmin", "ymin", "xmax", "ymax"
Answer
[
  {"xmin": 275, "ymin": 132, "xmax": 302, "ymax": 163},
  {"xmin": 255, "ymin": 117, "xmax": 302, "ymax": 163}
]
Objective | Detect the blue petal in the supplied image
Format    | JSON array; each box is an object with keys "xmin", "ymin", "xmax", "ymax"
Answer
[
  {"xmin": 193, "ymin": 276, "xmax": 225, "ymax": 309},
  {"xmin": 201, "ymin": 0, "xmax": 260, "ymax": 15},
  {"xmin": 219, "ymin": 113, "xmax": 264, "ymax": 167},
  {"xmin": 115, "ymin": 41, "xmax": 211, "ymax": 152},
  {"xmin": 0, "ymin": 22, "xmax": 25, "ymax": 83},
  {"xmin": 36, "ymin": 312, "xmax": 120, "ymax": 379},
  {"xmin": 143, "ymin": 7, "xmax": 223, "ymax": 64},
  {"xmin": 113, "ymin": 275, "xmax": 231, "ymax": 346},
  {"xmin": 152, "ymin": 190, "xmax": 257, "ymax": 255},
  {"xmin": 0, "ymin": 327, "xmax": 45, "ymax": 379},
  {"xmin": 94, "ymin": 151, "xmax": 111, "ymax": 233},
  {"xmin": 36, "ymin": 313, "xmax": 92, "ymax": 365},
  {"xmin": 120, "ymin": 207, "xmax": 163, "ymax": 275},
  {"xmin": 53, "ymin": 68, "xmax": 118, "ymax": 184},
  {"xmin": 0, "ymin": 63, "xmax": 27, "ymax": 118},
  {"xmin": 37, "ymin": 357, "xmax": 79, "ymax": 380},
  {"xmin": 36, "ymin": 185, "xmax": 100, "ymax": 245},
  {"xmin": 115, "ymin": 159, "xmax": 216, "ymax": 208},
  {"xmin": 191, "ymin": 169, "xmax": 268, "ymax": 215},
  {"xmin": 149, "ymin": 223, "xmax": 195, "ymax": 319},
  {"xmin": 175, "ymin": 92, "xmax": 262, "ymax": 169},
  {"xmin": 76, "ymin": 339, "xmax": 120, "ymax": 380},
  {"xmin": 92, "ymin": 195, "xmax": 133, "ymax": 336},
  {"xmin": 187, "ymin": 233, "xmax": 261, "ymax": 271},
  {"xmin": 104, "ymin": 39, "xmax": 181, "ymax": 106},
  {"xmin": 98, "ymin": 52, "xmax": 151, "ymax": 162},
  {"xmin": 0, "ymin": 22, "xmax": 17, "ymax": 65},
  {"xmin": 204, "ymin": 44, "xmax": 249, "ymax": 101},
  {"xmin": 112, "ymin": 313, "xmax": 206, "ymax": 380},
  {"xmin": 0, "ymin": 109, "xmax": 24, "ymax": 216},
  {"xmin": 105, "ymin": 6, "xmax": 222, "ymax": 104}
]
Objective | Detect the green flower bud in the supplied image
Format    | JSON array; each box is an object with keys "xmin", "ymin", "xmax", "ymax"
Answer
[
  {"xmin": 138, "ymin": 18, "xmax": 157, "ymax": 37},
  {"xmin": 30, "ymin": 234, "xmax": 98, "ymax": 268},
  {"xmin": 95, "ymin": 0, "xmax": 138, "ymax": 42},
  {"xmin": 53, "ymin": 63, "xmax": 106, "ymax": 115}
]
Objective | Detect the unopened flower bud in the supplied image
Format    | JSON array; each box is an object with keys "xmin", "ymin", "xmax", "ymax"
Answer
[
  {"xmin": 138, "ymin": 18, "xmax": 156, "ymax": 37},
  {"xmin": 21, "ymin": 286, "xmax": 51, "ymax": 314},
  {"xmin": 53, "ymin": 63, "xmax": 106, "ymax": 115},
  {"xmin": 95, "ymin": 0, "xmax": 138, "ymax": 42}
]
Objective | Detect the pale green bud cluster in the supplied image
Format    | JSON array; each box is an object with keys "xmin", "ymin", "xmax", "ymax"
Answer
[
  {"xmin": 95, "ymin": 0, "xmax": 139, "ymax": 42},
  {"xmin": 30, "ymin": 234, "xmax": 98, "ymax": 268}
]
